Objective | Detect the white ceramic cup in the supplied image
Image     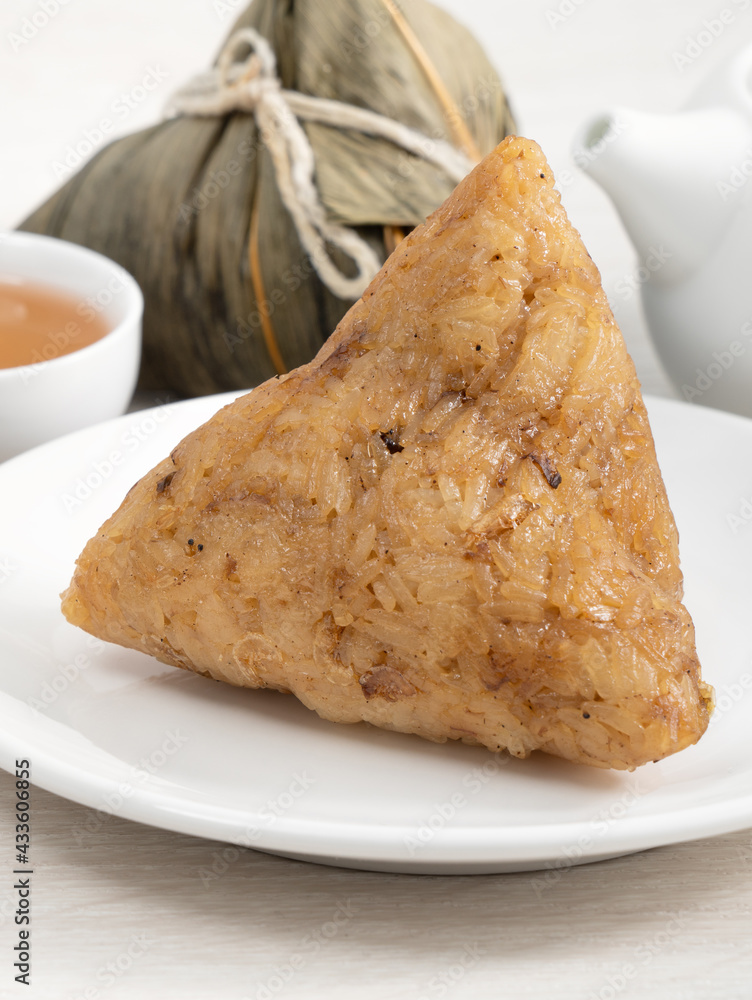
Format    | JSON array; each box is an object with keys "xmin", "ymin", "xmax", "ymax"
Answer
[{"xmin": 0, "ymin": 232, "xmax": 143, "ymax": 462}]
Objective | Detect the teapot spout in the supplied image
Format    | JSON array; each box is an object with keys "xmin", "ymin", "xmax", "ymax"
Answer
[{"xmin": 573, "ymin": 107, "xmax": 752, "ymax": 282}]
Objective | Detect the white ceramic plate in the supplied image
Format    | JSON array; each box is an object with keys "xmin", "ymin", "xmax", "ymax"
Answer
[{"xmin": 1, "ymin": 393, "xmax": 751, "ymax": 874}]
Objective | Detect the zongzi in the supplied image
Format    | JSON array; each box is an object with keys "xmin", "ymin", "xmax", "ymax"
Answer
[{"xmin": 61, "ymin": 136, "xmax": 713, "ymax": 770}]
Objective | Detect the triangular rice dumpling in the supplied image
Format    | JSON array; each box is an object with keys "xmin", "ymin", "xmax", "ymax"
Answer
[{"xmin": 62, "ymin": 136, "xmax": 712, "ymax": 770}]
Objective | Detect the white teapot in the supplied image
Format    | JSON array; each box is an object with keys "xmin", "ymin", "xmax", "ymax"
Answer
[{"xmin": 574, "ymin": 44, "xmax": 752, "ymax": 418}]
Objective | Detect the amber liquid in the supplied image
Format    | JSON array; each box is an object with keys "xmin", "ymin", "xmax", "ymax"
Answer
[{"xmin": 0, "ymin": 279, "xmax": 110, "ymax": 369}]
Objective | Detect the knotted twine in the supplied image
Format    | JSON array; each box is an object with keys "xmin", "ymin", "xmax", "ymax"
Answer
[{"xmin": 167, "ymin": 27, "xmax": 475, "ymax": 301}]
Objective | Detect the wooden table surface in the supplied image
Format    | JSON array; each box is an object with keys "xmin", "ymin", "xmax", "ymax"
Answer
[{"xmin": 2, "ymin": 1, "xmax": 752, "ymax": 997}]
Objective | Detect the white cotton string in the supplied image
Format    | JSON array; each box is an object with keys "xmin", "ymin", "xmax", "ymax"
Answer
[{"xmin": 165, "ymin": 27, "xmax": 475, "ymax": 301}]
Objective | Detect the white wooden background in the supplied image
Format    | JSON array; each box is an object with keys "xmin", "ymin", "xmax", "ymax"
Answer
[{"xmin": 2, "ymin": 1, "xmax": 752, "ymax": 997}]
